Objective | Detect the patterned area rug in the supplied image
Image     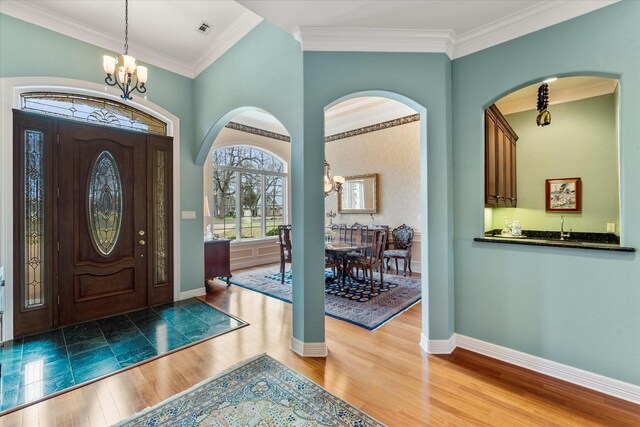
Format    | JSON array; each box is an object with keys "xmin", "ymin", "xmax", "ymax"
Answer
[
  {"xmin": 116, "ymin": 354, "xmax": 385, "ymax": 427},
  {"xmin": 229, "ymin": 266, "xmax": 421, "ymax": 330},
  {"xmin": 265, "ymin": 270, "xmax": 399, "ymax": 302}
]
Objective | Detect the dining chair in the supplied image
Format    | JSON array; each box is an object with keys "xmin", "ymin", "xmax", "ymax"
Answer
[
  {"xmin": 347, "ymin": 229, "xmax": 387, "ymax": 294},
  {"xmin": 278, "ymin": 225, "xmax": 292, "ymax": 284},
  {"xmin": 383, "ymin": 224, "xmax": 414, "ymax": 276},
  {"xmin": 338, "ymin": 224, "xmax": 348, "ymax": 242},
  {"xmin": 330, "ymin": 223, "xmax": 340, "ymax": 242},
  {"xmin": 347, "ymin": 223, "xmax": 369, "ymax": 278}
]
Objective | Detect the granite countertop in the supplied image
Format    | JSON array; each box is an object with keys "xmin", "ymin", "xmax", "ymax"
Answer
[{"xmin": 476, "ymin": 230, "xmax": 635, "ymax": 252}]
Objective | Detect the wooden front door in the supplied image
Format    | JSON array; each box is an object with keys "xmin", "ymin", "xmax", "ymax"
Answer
[
  {"xmin": 13, "ymin": 110, "xmax": 173, "ymax": 336},
  {"xmin": 57, "ymin": 122, "xmax": 148, "ymax": 325}
]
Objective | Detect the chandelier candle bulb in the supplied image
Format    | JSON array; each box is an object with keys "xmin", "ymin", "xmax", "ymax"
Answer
[
  {"xmin": 122, "ymin": 55, "xmax": 136, "ymax": 74},
  {"xmin": 137, "ymin": 66, "xmax": 148, "ymax": 84},
  {"xmin": 103, "ymin": 55, "xmax": 116, "ymax": 74}
]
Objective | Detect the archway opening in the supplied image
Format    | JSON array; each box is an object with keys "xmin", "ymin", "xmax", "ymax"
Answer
[
  {"xmin": 323, "ymin": 91, "xmax": 428, "ymax": 337},
  {"xmin": 483, "ymin": 75, "xmax": 621, "ymax": 244},
  {"xmin": 202, "ymin": 108, "xmax": 292, "ymax": 271}
]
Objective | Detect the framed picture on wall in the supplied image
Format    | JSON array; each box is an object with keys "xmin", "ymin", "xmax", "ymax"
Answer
[{"xmin": 545, "ymin": 177, "xmax": 582, "ymax": 212}]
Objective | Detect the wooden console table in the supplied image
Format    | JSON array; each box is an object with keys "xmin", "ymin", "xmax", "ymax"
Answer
[{"xmin": 204, "ymin": 239, "xmax": 232, "ymax": 292}]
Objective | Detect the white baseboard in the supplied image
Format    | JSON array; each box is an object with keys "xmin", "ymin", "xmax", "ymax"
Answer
[
  {"xmin": 455, "ymin": 334, "xmax": 640, "ymax": 405},
  {"xmin": 290, "ymin": 336, "xmax": 328, "ymax": 357},
  {"xmin": 421, "ymin": 333, "xmax": 456, "ymax": 354},
  {"xmin": 178, "ymin": 287, "xmax": 206, "ymax": 300}
]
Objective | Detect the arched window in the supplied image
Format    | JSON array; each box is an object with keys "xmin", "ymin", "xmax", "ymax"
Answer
[{"xmin": 208, "ymin": 146, "xmax": 287, "ymax": 240}]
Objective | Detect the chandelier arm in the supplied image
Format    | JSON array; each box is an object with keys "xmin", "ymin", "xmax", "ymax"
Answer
[{"xmin": 104, "ymin": 74, "xmax": 116, "ymax": 87}]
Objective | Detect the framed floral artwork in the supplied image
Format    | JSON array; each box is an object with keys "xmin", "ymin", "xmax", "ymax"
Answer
[{"xmin": 545, "ymin": 177, "xmax": 582, "ymax": 212}]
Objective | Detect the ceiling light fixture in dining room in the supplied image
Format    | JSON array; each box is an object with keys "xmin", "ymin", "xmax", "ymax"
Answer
[
  {"xmin": 102, "ymin": 0, "xmax": 148, "ymax": 100},
  {"xmin": 324, "ymin": 159, "xmax": 345, "ymax": 197}
]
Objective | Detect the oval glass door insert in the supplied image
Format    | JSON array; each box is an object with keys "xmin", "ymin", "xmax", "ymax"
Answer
[{"xmin": 88, "ymin": 150, "xmax": 123, "ymax": 256}]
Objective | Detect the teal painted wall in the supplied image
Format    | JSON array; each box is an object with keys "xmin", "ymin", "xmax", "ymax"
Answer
[
  {"xmin": 491, "ymin": 93, "xmax": 619, "ymax": 233},
  {"xmin": 0, "ymin": 13, "xmax": 200, "ymax": 292},
  {"xmin": 191, "ymin": 22, "xmax": 308, "ymax": 339},
  {"xmin": 303, "ymin": 52, "xmax": 454, "ymax": 341},
  {"xmin": 452, "ymin": 0, "xmax": 640, "ymax": 385}
]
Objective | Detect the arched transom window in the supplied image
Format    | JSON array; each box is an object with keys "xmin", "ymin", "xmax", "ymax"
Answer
[
  {"xmin": 208, "ymin": 146, "xmax": 287, "ymax": 240},
  {"xmin": 20, "ymin": 92, "xmax": 167, "ymax": 135}
]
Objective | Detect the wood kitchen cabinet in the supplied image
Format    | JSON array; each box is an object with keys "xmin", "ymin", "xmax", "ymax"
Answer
[
  {"xmin": 204, "ymin": 239, "xmax": 232, "ymax": 293},
  {"xmin": 485, "ymin": 105, "xmax": 518, "ymax": 207}
]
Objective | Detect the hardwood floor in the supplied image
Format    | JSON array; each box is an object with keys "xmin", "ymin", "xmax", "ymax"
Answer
[{"xmin": 1, "ymin": 267, "xmax": 638, "ymax": 426}]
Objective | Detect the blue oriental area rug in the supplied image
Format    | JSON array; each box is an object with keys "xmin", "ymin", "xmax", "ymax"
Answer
[
  {"xmin": 116, "ymin": 354, "xmax": 385, "ymax": 427},
  {"xmin": 228, "ymin": 266, "xmax": 421, "ymax": 330}
]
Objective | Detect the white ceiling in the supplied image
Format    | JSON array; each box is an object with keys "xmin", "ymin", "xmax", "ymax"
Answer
[
  {"xmin": 0, "ymin": 0, "xmax": 263, "ymax": 78},
  {"xmin": 239, "ymin": 0, "xmax": 617, "ymax": 57},
  {"xmin": 0, "ymin": 1, "xmax": 618, "ymax": 78},
  {"xmin": 495, "ymin": 76, "xmax": 618, "ymax": 115},
  {"xmin": 240, "ymin": 1, "xmax": 540, "ymax": 35}
]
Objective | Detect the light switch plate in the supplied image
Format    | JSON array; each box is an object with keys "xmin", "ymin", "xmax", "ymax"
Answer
[
  {"xmin": 606, "ymin": 223, "xmax": 615, "ymax": 233},
  {"xmin": 181, "ymin": 211, "xmax": 196, "ymax": 220}
]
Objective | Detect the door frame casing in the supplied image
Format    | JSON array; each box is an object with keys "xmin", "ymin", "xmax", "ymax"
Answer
[{"xmin": 0, "ymin": 77, "xmax": 182, "ymax": 341}]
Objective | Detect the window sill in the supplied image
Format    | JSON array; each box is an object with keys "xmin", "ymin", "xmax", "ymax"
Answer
[{"xmin": 230, "ymin": 237, "xmax": 279, "ymax": 247}]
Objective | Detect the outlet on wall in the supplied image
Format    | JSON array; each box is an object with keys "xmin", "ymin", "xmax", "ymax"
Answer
[{"xmin": 606, "ymin": 223, "xmax": 615, "ymax": 233}]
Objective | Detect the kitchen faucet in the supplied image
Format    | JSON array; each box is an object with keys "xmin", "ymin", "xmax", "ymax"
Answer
[{"xmin": 560, "ymin": 215, "xmax": 571, "ymax": 240}]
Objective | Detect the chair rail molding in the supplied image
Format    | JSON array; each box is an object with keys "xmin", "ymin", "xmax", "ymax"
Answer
[{"xmin": 0, "ymin": 76, "xmax": 181, "ymax": 341}]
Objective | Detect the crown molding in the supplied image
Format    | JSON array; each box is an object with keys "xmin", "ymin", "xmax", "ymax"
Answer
[
  {"xmin": 191, "ymin": 11, "xmax": 263, "ymax": 77},
  {"xmin": 452, "ymin": 0, "xmax": 619, "ymax": 59},
  {"xmin": 295, "ymin": 26, "xmax": 455, "ymax": 57},
  {"xmin": 294, "ymin": 1, "xmax": 619, "ymax": 59},
  {"xmin": 0, "ymin": 1, "xmax": 261, "ymax": 79}
]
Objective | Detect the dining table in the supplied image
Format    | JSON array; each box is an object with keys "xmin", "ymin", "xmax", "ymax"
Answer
[{"xmin": 324, "ymin": 241, "xmax": 372, "ymax": 286}]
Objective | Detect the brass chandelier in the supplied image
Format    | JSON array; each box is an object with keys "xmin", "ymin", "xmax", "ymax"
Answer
[
  {"xmin": 102, "ymin": 0, "xmax": 148, "ymax": 100},
  {"xmin": 324, "ymin": 159, "xmax": 345, "ymax": 197}
]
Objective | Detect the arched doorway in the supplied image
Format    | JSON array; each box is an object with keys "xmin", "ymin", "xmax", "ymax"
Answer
[
  {"xmin": 323, "ymin": 90, "xmax": 430, "ymax": 344},
  {"xmin": 196, "ymin": 108, "xmax": 293, "ymax": 273}
]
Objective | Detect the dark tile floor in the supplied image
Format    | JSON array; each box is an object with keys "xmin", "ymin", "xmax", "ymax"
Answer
[{"xmin": 0, "ymin": 298, "xmax": 244, "ymax": 412}]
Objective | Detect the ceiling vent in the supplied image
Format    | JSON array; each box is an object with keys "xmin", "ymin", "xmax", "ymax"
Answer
[{"xmin": 197, "ymin": 21, "xmax": 212, "ymax": 35}]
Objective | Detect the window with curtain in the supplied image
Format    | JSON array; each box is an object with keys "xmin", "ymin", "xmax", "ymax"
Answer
[{"xmin": 208, "ymin": 146, "xmax": 286, "ymax": 241}]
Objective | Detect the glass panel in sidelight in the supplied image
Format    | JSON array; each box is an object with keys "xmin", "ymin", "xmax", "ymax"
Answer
[
  {"xmin": 154, "ymin": 149, "xmax": 169, "ymax": 284},
  {"xmin": 24, "ymin": 130, "xmax": 46, "ymax": 308}
]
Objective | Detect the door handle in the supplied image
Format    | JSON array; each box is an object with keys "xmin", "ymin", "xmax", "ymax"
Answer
[{"xmin": 139, "ymin": 240, "xmax": 146, "ymax": 245}]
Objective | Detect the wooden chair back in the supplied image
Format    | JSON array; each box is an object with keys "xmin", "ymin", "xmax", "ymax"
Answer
[
  {"xmin": 278, "ymin": 225, "xmax": 292, "ymax": 262},
  {"xmin": 338, "ymin": 224, "xmax": 348, "ymax": 242},
  {"xmin": 349, "ymin": 223, "xmax": 369, "ymax": 245}
]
